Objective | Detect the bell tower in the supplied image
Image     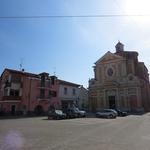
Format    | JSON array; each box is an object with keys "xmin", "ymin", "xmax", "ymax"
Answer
[{"xmin": 115, "ymin": 41, "xmax": 124, "ymax": 53}]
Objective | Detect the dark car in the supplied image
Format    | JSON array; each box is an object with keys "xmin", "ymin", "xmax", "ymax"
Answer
[
  {"xmin": 48, "ymin": 109, "xmax": 66, "ymax": 120},
  {"xmin": 63, "ymin": 108, "xmax": 78, "ymax": 119},
  {"xmin": 115, "ymin": 109, "xmax": 127, "ymax": 116},
  {"xmin": 96, "ymin": 109, "xmax": 118, "ymax": 119}
]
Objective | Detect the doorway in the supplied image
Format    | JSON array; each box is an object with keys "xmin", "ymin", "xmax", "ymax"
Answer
[
  {"xmin": 109, "ymin": 96, "xmax": 116, "ymax": 109},
  {"xmin": 11, "ymin": 105, "xmax": 16, "ymax": 115},
  {"xmin": 34, "ymin": 105, "xmax": 44, "ymax": 115}
]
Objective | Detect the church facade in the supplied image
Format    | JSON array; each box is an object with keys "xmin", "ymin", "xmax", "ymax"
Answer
[{"xmin": 89, "ymin": 42, "xmax": 150, "ymax": 112}]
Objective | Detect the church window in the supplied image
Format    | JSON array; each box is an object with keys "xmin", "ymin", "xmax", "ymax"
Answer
[{"xmin": 107, "ymin": 68, "xmax": 114, "ymax": 76}]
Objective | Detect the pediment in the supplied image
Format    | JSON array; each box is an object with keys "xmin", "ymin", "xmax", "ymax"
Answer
[{"xmin": 95, "ymin": 51, "xmax": 123, "ymax": 64}]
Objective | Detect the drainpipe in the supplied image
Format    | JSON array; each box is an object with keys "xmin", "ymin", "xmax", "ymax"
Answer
[{"xmin": 28, "ymin": 78, "xmax": 32, "ymax": 114}]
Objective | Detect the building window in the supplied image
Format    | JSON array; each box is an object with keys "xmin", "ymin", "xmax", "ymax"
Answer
[
  {"xmin": 4, "ymin": 89, "xmax": 8, "ymax": 96},
  {"xmin": 72, "ymin": 88, "xmax": 76, "ymax": 95},
  {"xmin": 53, "ymin": 91, "xmax": 57, "ymax": 97},
  {"xmin": 41, "ymin": 75, "xmax": 45, "ymax": 87},
  {"xmin": 40, "ymin": 89, "xmax": 45, "ymax": 98},
  {"xmin": 4, "ymin": 80, "xmax": 11, "ymax": 88},
  {"xmin": 11, "ymin": 75, "xmax": 21, "ymax": 83},
  {"xmin": 9, "ymin": 89, "xmax": 19, "ymax": 96},
  {"xmin": 49, "ymin": 91, "xmax": 57, "ymax": 97},
  {"xmin": 107, "ymin": 68, "xmax": 114, "ymax": 76},
  {"xmin": 64, "ymin": 87, "xmax": 67, "ymax": 95},
  {"xmin": 48, "ymin": 80, "xmax": 51, "ymax": 87},
  {"xmin": 51, "ymin": 76, "xmax": 55, "ymax": 85},
  {"xmin": 128, "ymin": 75, "xmax": 134, "ymax": 81}
]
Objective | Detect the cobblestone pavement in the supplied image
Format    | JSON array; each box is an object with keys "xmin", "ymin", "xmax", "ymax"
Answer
[{"xmin": 1, "ymin": 114, "xmax": 150, "ymax": 150}]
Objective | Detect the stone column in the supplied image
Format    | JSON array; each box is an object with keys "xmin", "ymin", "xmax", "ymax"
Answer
[
  {"xmin": 116, "ymin": 88, "xmax": 119, "ymax": 108},
  {"xmin": 136, "ymin": 87, "xmax": 142, "ymax": 107},
  {"xmin": 125, "ymin": 88, "xmax": 130, "ymax": 111},
  {"xmin": 97, "ymin": 90, "xmax": 100, "ymax": 109},
  {"xmin": 124, "ymin": 88, "xmax": 127, "ymax": 108},
  {"xmin": 103, "ymin": 89, "xmax": 107, "ymax": 107}
]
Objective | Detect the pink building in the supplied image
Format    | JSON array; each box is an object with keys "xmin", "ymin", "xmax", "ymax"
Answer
[{"xmin": 0, "ymin": 68, "xmax": 61, "ymax": 115}]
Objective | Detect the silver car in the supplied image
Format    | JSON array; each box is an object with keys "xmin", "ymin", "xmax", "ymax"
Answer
[
  {"xmin": 96, "ymin": 109, "xmax": 118, "ymax": 119},
  {"xmin": 74, "ymin": 107, "xmax": 86, "ymax": 117}
]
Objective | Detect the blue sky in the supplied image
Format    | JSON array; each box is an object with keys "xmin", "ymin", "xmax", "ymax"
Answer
[{"xmin": 0, "ymin": 0, "xmax": 150, "ymax": 88}]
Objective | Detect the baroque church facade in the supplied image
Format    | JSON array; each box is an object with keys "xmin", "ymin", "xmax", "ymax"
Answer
[{"xmin": 89, "ymin": 42, "xmax": 150, "ymax": 112}]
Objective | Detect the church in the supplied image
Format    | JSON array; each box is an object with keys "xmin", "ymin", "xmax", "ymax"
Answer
[{"xmin": 89, "ymin": 42, "xmax": 150, "ymax": 112}]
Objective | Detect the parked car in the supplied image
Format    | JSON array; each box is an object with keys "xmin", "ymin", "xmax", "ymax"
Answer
[
  {"xmin": 63, "ymin": 108, "xmax": 78, "ymax": 119},
  {"xmin": 114, "ymin": 109, "xmax": 127, "ymax": 116},
  {"xmin": 48, "ymin": 109, "xmax": 66, "ymax": 120},
  {"xmin": 96, "ymin": 109, "xmax": 118, "ymax": 119},
  {"xmin": 73, "ymin": 107, "xmax": 86, "ymax": 117}
]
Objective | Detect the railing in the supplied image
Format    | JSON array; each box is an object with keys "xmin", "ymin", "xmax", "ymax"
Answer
[
  {"xmin": 37, "ymin": 83, "xmax": 51, "ymax": 89},
  {"xmin": 37, "ymin": 96, "xmax": 51, "ymax": 101}
]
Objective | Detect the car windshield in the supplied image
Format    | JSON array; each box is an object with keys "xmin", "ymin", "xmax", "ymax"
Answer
[
  {"xmin": 116, "ymin": 109, "xmax": 121, "ymax": 112},
  {"xmin": 55, "ymin": 110, "xmax": 63, "ymax": 115},
  {"xmin": 74, "ymin": 108, "xmax": 79, "ymax": 111},
  {"xmin": 103, "ymin": 109, "xmax": 111, "ymax": 112}
]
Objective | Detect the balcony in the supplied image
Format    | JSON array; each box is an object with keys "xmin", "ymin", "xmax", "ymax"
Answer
[
  {"xmin": 2, "ymin": 96, "xmax": 22, "ymax": 101},
  {"xmin": 4, "ymin": 81, "xmax": 11, "ymax": 88},
  {"xmin": 37, "ymin": 83, "xmax": 51, "ymax": 90},
  {"xmin": 37, "ymin": 96, "xmax": 51, "ymax": 101}
]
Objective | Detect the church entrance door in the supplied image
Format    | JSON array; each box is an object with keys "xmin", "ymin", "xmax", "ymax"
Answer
[{"xmin": 109, "ymin": 96, "xmax": 116, "ymax": 109}]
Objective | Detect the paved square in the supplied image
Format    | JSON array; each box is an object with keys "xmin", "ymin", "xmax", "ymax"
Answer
[{"xmin": 1, "ymin": 114, "xmax": 150, "ymax": 150}]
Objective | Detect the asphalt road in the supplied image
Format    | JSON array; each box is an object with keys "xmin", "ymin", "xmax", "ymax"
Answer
[{"xmin": 1, "ymin": 114, "xmax": 150, "ymax": 150}]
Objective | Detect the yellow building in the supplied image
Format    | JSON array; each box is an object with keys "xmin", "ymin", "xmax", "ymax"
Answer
[{"xmin": 89, "ymin": 42, "xmax": 150, "ymax": 112}]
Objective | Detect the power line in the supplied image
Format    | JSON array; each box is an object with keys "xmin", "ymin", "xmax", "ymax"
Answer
[{"xmin": 0, "ymin": 14, "xmax": 150, "ymax": 19}]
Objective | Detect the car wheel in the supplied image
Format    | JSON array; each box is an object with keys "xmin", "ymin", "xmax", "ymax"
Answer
[
  {"xmin": 48, "ymin": 116, "xmax": 52, "ymax": 120},
  {"xmin": 108, "ymin": 114, "xmax": 113, "ymax": 119}
]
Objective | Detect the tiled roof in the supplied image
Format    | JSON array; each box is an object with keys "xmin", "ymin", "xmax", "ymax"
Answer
[
  {"xmin": 58, "ymin": 79, "xmax": 80, "ymax": 87},
  {"xmin": 1, "ymin": 68, "xmax": 39, "ymax": 78}
]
